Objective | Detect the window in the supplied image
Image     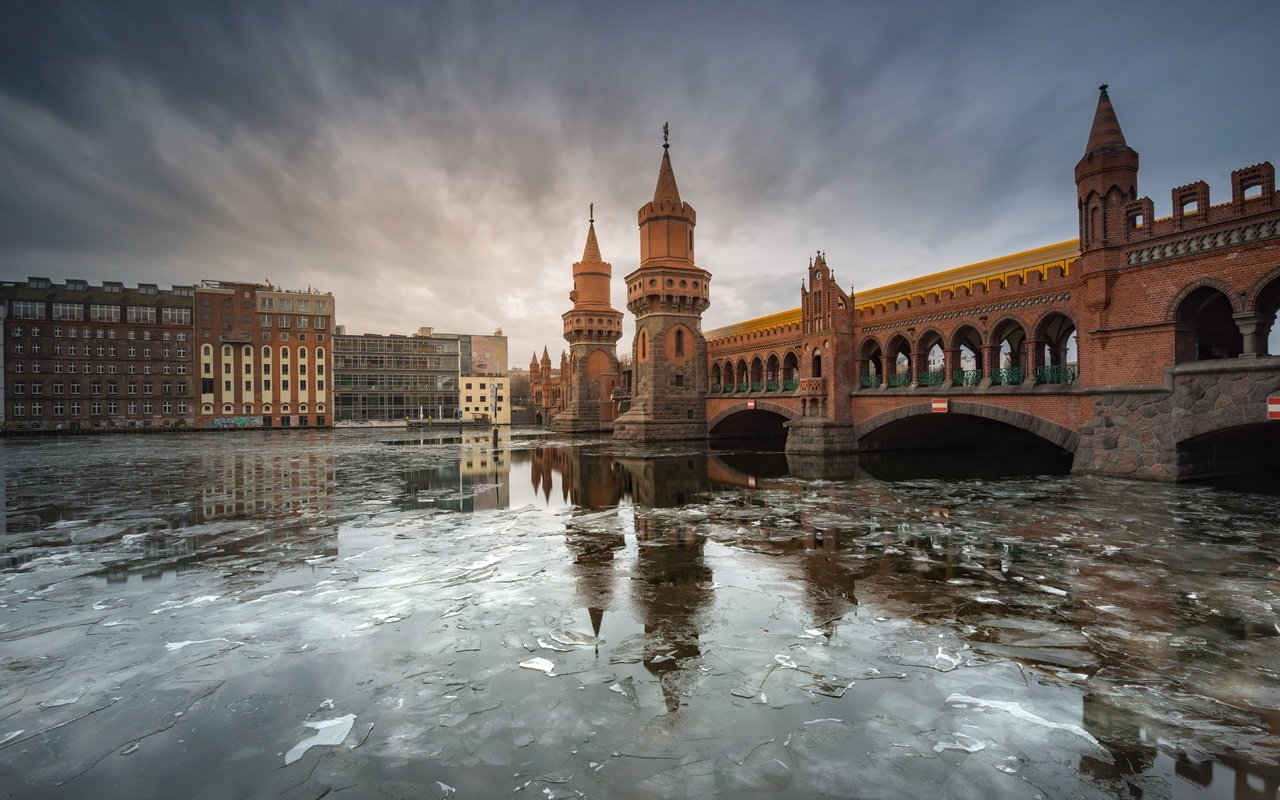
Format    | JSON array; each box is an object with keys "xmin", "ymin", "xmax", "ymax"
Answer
[
  {"xmin": 53, "ymin": 303, "xmax": 84, "ymax": 321},
  {"xmin": 277, "ymin": 315, "xmax": 290, "ymax": 328},
  {"xmin": 70, "ymin": 382, "xmax": 81, "ymax": 395},
  {"xmin": 127, "ymin": 402, "xmax": 137, "ymax": 415},
  {"xmin": 53, "ymin": 381, "xmax": 65, "ymax": 394},
  {"xmin": 126, "ymin": 306, "xmax": 157, "ymax": 324},
  {"xmin": 13, "ymin": 382, "xmax": 24, "ymax": 395},
  {"xmin": 31, "ymin": 402, "xmax": 43, "ymax": 416},
  {"xmin": 142, "ymin": 401, "xmax": 152, "ymax": 414},
  {"xmin": 12, "ymin": 300, "xmax": 44, "ymax": 319},
  {"xmin": 224, "ymin": 381, "xmax": 231, "ymax": 391},
  {"xmin": 161, "ymin": 307, "xmax": 191, "ymax": 325},
  {"xmin": 127, "ymin": 383, "xmax": 138, "ymax": 395},
  {"xmin": 11, "ymin": 403, "xmax": 23, "ymax": 417},
  {"xmin": 107, "ymin": 383, "xmax": 118, "ymax": 395},
  {"xmin": 143, "ymin": 383, "xmax": 153, "ymax": 395},
  {"xmin": 244, "ymin": 381, "xmax": 251, "ymax": 391},
  {"xmin": 282, "ymin": 380, "xmax": 289, "ymax": 391},
  {"xmin": 69, "ymin": 401, "xmax": 80, "ymax": 415},
  {"xmin": 163, "ymin": 401, "xmax": 173, "ymax": 414},
  {"xmin": 91, "ymin": 402, "xmax": 102, "ymax": 415},
  {"xmin": 53, "ymin": 402, "xmax": 65, "ymax": 415},
  {"xmin": 177, "ymin": 402, "xmax": 188, "ymax": 413}
]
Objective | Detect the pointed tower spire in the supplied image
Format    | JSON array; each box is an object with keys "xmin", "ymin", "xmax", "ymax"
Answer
[
  {"xmin": 1083, "ymin": 84, "xmax": 1131, "ymax": 158},
  {"xmin": 582, "ymin": 205, "xmax": 602, "ymax": 263},
  {"xmin": 1075, "ymin": 84, "xmax": 1140, "ymax": 253},
  {"xmin": 653, "ymin": 122, "xmax": 682, "ymax": 203}
]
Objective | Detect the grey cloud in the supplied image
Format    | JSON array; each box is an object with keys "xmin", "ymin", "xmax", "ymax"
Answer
[{"xmin": 1, "ymin": 1, "xmax": 1278, "ymax": 362}]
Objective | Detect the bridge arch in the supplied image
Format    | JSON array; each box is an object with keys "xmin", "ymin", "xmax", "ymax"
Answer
[
  {"xmin": 708, "ymin": 400, "xmax": 800, "ymax": 438},
  {"xmin": 990, "ymin": 318, "xmax": 1029, "ymax": 384},
  {"xmin": 1243, "ymin": 266, "xmax": 1280, "ymax": 356},
  {"xmin": 1167, "ymin": 276, "xmax": 1242, "ymax": 320},
  {"xmin": 1031, "ymin": 311, "xmax": 1079, "ymax": 379},
  {"xmin": 1172, "ymin": 282, "xmax": 1243, "ymax": 362},
  {"xmin": 856, "ymin": 401, "xmax": 1078, "ymax": 452},
  {"xmin": 916, "ymin": 328, "xmax": 946, "ymax": 385},
  {"xmin": 949, "ymin": 324, "xmax": 984, "ymax": 384}
]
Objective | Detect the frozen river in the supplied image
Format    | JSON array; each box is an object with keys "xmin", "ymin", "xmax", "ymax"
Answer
[{"xmin": 1, "ymin": 428, "xmax": 1277, "ymax": 799}]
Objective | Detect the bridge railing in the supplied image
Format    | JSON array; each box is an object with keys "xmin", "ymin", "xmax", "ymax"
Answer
[
  {"xmin": 917, "ymin": 371, "xmax": 945, "ymax": 387},
  {"xmin": 766, "ymin": 380, "xmax": 779, "ymax": 392},
  {"xmin": 952, "ymin": 369, "xmax": 982, "ymax": 386},
  {"xmin": 991, "ymin": 367, "xmax": 1025, "ymax": 386},
  {"xmin": 782, "ymin": 379, "xmax": 799, "ymax": 391},
  {"xmin": 1035, "ymin": 365, "xmax": 1077, "ymax": 385},
  {"xmin": 887, "ymin": 373, "xmax": 912, "ymax": 388},
  {"xmin": 859, "ymin": 374, "xmax": 879, "ymax": 388}
]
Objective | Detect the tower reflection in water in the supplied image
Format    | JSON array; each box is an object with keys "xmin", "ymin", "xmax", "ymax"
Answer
[{"xmin": 515, "ymin": 441, "xmax": 1278, "ymax": 797}]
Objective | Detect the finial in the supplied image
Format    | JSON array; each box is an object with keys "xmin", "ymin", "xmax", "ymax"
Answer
[
  {"xmin": 1099, "ymin": 84, "xmax": 1108, "ymax": 95},
  {"xmin": 589, "ymin": 202, "xmax": 594, "ymax": 224},
  {"xmin": 663, "ymin": 121, "xmax": 669, "ymax": 150}
]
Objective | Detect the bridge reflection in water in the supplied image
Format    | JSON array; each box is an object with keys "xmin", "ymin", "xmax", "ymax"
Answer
[{"xmin": 503, "ymin": 437, "xmax": 1278, "ymax": 799}]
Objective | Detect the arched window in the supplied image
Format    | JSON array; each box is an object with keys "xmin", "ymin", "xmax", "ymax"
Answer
[
  {"xmin": 281, "ymin": 347, "xmax": 290, "ymax": 359},
  {"xmin": 298, "ymin": 347, "xmax": 308, "ymax": 360},
  {"xmin": 242, "ymin": 345, "xmax": 252, "ymax": 358},
  {"xmin": 262, "ymin": 346, "xmax": 271, "ymax": 358},
  {"xmin": 674, "ymin": 329, "xmax": 684, "ymax": 357},
  {"xmin": 317, "ymin": 347, "xmax": 325, "ymax": 360},
  {"xmin": 243, "ymin": 403, "xmax": 253, "ymax": 414},
  {"xmin": 222, "ymin": 345, "xmax": 231, "ymax": 357},
  {"xmin": 1035, "ymin": 314, "xmax": 1078, "ymax": 384},
  {"xmin": 812, "ymin": 350, "xmax": 823, "ymax": 379},
  {"xmin": 991, "ymin": 321, "xmax": 1027, "ymax": 385},
  {"xmin": 203, "ymin": 345, "xmax": 212, "ymax": 357},
  {"xmin": 638, "ymin": 330, "xmax": 648, "ymax": 361}
]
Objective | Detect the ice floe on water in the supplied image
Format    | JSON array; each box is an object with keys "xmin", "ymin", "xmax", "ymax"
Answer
[{"xmin": 1, "ymin": 430, "xmax": 1278, "ymax": 799}]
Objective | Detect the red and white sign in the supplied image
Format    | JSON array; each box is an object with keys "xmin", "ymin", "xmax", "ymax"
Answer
[
  {"xmin": 931, "ymin": 398, "xmax": 948, "ymax": 413},
  {"xmin": 1268, "ymin": 395, "xmax": 1280, "ymax": 421},
  {"xmin": 746, "ymin": 400, "xmax": 756, "ymax": 410}
]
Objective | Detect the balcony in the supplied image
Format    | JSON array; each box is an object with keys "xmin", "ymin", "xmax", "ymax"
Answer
[
  {"xmin": 782, "ymin": 379, "xmax": 799, "ymax": 391},
  {"xmin": 765, "ymin": 380, "xmax": 779, "ymax": 392},
  {"xmin": 951, "ymin": 369, "xmax": 982, "ymax": 386},
  {"xmin": 220, "ymin": 332, "xmax": 252, "ymax": 343}
]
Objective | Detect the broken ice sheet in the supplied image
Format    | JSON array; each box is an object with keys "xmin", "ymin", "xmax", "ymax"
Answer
[
  {"xmin": 283, "ymin": 713, "xmax": 357, "ymax": 765},
  {"xmin": 518, "ymin": 657, "xmax": 556, "ymax": 676}
]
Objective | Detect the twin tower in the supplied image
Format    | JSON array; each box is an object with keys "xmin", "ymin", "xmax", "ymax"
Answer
[{"xmin": 550, "ymin": 128, "xmax": 710, "ymax": 440}]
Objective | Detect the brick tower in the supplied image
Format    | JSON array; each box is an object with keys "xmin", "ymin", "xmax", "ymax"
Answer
[
  {"xmin": 613, "ymin": 125, "xmax": 712, "ymax": 442},
  {"xmin": 1075, "ymin": 84, "xmax": 1141, "ymax": 365},
  {"xmin": 554, "ymin": 209, "xmax": 624, "ymax": 433}
]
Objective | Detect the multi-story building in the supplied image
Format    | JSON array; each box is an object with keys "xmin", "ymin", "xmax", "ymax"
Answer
[
  {"xmin": 459, "ymin": 374, "xmax": 510, "ymax": 424},
  {"xmin": 193, "ymin": 280, "xmax": 335, "ymax": 429},
  {"xmin": 1, "ymin": 277, "xmax": 196, "ymax": 432},
  {"xmin": 332, "ymin": 328, "xmax": 509, "ymax": 424},
  {"xmin": 332, "ymin": 329, "xmax": 461, "ymax": 423}
]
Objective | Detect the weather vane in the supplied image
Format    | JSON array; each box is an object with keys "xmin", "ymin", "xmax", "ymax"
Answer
[
  {"xmin": 589, "ymin": 202, "xmax": 594, "ymax": 223},
  {"xmin": 663, "ymin": 121, "xmax": 669, "ymax": 149}
]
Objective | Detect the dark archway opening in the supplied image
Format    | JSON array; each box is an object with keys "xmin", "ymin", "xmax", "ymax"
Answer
[
  {"xmin": 857, "ymin": 414, "xmax": 1072, "ymax": 480},
  {"xmin": 709, "ymin": 409, "xmax": 789, "ymax": 440},
  {"xmin": 1176, "ymin": 286, "xmax": 1242, "ymax": 362},
  {"xmin": 1177, "ymin": 423, "xmax": 1280, "ymax": 492}
]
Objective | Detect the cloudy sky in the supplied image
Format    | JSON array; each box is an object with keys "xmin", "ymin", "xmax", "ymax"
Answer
[{"xmin": 2, "ymin": 1, "xmax": 1277, "ymax": 365}]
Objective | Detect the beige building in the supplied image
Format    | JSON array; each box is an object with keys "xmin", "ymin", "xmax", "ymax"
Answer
[
  {"xmin": 195, "ymin": 281, "xmax": 335, "ymax": 429},
  {"xmin": 458, "ymin": 374, "xmax": 509, "ymax": 424}
]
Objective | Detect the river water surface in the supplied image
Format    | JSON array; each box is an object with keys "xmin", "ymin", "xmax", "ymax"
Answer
[{"xmin": 1, "ymin": 429, "xmax": 1277, "ymax": 799}]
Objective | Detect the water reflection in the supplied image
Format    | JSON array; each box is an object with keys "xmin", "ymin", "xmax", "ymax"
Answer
[{"xmin": 2, "ymin": 430, "xmax": 1277, "ymax": 799}]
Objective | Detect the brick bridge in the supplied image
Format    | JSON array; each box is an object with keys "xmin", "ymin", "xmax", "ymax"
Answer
[{"xmin": 700, "ymin": 89, "xmax": 1280, "ymax": 481}]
